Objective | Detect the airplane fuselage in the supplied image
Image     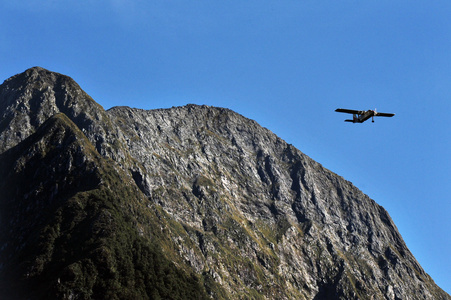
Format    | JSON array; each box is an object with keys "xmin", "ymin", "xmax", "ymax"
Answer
[{"xmin": 346, "ymin": 110, "xmax": 375, "ymax": 123}]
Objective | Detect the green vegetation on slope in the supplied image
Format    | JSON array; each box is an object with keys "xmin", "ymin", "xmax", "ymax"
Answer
[{"xmin": 0, "ymin": 114, "xmax": 209, "ymax": 299}]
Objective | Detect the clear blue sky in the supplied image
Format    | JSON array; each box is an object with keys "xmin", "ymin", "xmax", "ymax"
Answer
[{"xmin": 1, "ymin": 1, "xmax": 450, "ymax": 294}]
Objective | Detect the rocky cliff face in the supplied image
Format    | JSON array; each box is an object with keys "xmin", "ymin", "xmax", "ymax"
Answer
[{"xmin": 0, "ymin": 67, "xmax": 449, "ymax": 299}]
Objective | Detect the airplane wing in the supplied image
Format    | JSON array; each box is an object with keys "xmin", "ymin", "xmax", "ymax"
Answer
[
  {"xmin": 375, "ymin": 112, "xmax": 395, "ymax": 117},
  {"xmin": 335, "ymin": 108, "xmax": 364, "ymax": 114}
]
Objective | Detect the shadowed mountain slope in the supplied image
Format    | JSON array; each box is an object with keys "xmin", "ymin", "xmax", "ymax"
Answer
[{"xmin": 0, "ymin": 67, "xmax": 449, "ymax": 299}]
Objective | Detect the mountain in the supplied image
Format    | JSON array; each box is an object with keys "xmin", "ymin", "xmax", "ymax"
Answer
[{"xmin": 0, "ymin": 67, "xmax": 449, "ymax": 299}]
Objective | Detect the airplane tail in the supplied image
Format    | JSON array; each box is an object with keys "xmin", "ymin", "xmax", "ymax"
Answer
[{"xmin": 345, "ymin": 119, "xmax": 354, "ymax": 123}]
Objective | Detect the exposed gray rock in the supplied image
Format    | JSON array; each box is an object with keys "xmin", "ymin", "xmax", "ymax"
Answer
[
  {"xmin": 107, "ymin": 104, "xmax": 446, "ymax": 299},
  {"xmin": 0, "ymin": 67, "xmax": 449, "ymax": 299}
]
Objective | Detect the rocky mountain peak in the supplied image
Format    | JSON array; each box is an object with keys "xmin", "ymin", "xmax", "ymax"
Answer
[
  {"xmin": 1, "ymin": 67, "xmax": 79, "ymax": 111},
  {"xmin": 0, "ymin": 67, "xmax": 125, "ymax": 160},
  {"xmin": 2, "ymin": 66, "xmax": 57, "ymax": 88},
  {"xmin": 0, "ymin": 67, "xmax": 449, "ymax": 299}
]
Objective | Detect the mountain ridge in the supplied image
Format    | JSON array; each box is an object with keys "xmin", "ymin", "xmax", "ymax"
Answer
[{"xmin": 0, "ymin": 67, "xmax": 449, "ymax": 299}]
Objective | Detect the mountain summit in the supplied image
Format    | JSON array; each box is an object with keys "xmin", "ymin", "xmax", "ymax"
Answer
[{"xmin": 0, "ymin": 67, "xmax": 449, "ymax": 299}]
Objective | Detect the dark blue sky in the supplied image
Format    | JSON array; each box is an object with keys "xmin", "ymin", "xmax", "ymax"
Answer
[{"xmin": 1, "ymin": 1, "xmax": 450, "ymax": 294}]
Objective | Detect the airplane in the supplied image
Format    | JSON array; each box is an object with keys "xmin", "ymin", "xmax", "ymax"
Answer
[{"xmin": 335, "ymin": 108, "xmax": 395, "ymax": 123}]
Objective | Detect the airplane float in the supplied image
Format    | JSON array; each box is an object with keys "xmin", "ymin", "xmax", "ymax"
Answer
[{"xmin": 335, "ymin": 108, "xmax": 395, "ymax": 123}]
